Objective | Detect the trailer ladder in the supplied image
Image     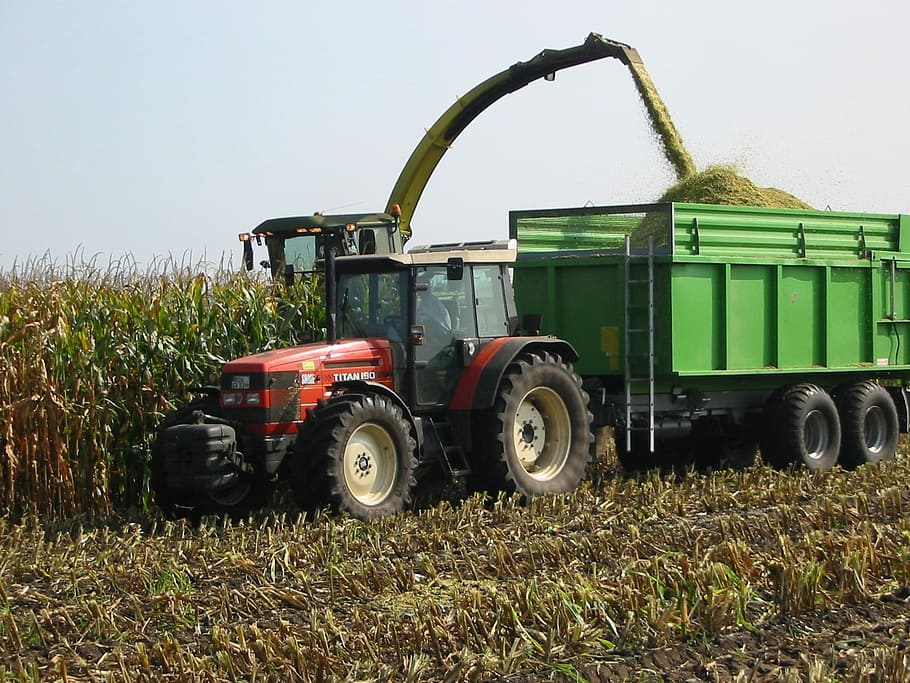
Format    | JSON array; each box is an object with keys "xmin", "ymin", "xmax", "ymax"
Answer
[{"xmin": 623, "ymin": 235, "xmax": 655, "ymax": 453}]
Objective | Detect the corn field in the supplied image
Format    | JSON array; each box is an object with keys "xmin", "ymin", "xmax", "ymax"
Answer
[{"xmin": 0, "ymin": 257, "xmax": 323, "ymax": 517}]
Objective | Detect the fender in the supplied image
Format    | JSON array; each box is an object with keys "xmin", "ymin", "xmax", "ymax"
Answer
[
  {"xmin": 449, "ymin": 336, "xmax": 579, "ymax": 412},
  {"xmin": 329, "ymin": 379, "xmax": 418, "ymax": 427},
  {"xmin": 329, "ymin": 379, "xmax": 433, "ymax": 453}
]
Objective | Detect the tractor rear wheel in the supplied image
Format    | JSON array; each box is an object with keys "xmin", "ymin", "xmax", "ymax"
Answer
[
  {"xmin": 475, "ymin": 352, "xmax": 592, "ymax": 496},
  {"xmin": 836, "ymin": 380, "xmax": 899, "ymax": 468},
  {"xmin": 296, "ymin": 393, "xmax": 417, "ymax": 520}
]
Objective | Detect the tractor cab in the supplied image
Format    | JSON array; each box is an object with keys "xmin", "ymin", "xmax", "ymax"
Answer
[
  {"xmin": 240, "ymin": 212, "xmax": 405, "ymax": 283},
  {"xmin": 331, "ymin": 240, "xmax": 519, "ymax": 409}
]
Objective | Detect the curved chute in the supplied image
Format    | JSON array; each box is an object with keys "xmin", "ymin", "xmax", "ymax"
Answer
[{"xmin": 385, "ymin": 33, "xmax": 641, "ymax": 240}]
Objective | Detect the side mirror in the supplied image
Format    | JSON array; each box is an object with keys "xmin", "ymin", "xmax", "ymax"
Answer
[
  {"xmin": 284, "ymin": 264, "xmax": 295, "ymax": 288},
  {"xmin": 243, "ymin": 240, "xmax": 253, "ymax": 271},
  {"xmin": 446, "ymin": 257, "xmax": 464, "ymax": 281}
]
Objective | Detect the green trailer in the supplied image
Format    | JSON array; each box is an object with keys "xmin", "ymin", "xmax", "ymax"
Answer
[{"xmin": 510, "ymin": 202, "xmax": 910, "ymax": 471}]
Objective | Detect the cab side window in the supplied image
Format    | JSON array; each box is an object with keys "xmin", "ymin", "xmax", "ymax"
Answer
[
  {"xmin": 417, "ymin": 267, "xmax": 473, "ymax": 339},
  {"xmin": 473, "ymin": 265, "xmax": 509, "ymax": 337}
]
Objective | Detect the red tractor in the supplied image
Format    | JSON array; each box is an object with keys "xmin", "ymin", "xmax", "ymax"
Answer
[{"xmin": 151, "ymin": 235, "xmax": 593, "ymax": 520}]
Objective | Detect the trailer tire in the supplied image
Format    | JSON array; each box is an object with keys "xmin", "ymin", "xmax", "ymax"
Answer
[
  {"xmin": 475, "ymin": 352, "xmax": 592, "ymax": 496},
  {"xmin": 836, "ymin": 380, "xmax": 899, "ymax": 468},
  {"xmin": 151, "ymin": 396, "xmax": 268, "ymax": 520},
  {"xmin": 296, "ymin": 393, "xmax": 417, "ymax": 520},
  {"xmin": 763, "ymin": 384, "xmax": 841, "ymax": 471}
]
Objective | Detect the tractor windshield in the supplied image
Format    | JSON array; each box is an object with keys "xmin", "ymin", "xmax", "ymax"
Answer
[
  {"xmin": 336, "ymin": 268, "xmax": 409, "ymax": 341},
  {"xmin": 281, "ymin": 235, "xmax": 320, "ymax": 273},
  {"xmin": 265, "ymin": 233, "xmax": 358, "ymax": 278}
]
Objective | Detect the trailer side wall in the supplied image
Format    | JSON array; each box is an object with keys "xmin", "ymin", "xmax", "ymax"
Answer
[{"xmin": 511, "ymin": 203, "xmax": 910, "ymax": 391}]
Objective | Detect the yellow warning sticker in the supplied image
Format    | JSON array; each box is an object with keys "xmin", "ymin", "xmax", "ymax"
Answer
[{"xmin": 601, "ymin": 326, "xmax": 619, "ymax": 370}]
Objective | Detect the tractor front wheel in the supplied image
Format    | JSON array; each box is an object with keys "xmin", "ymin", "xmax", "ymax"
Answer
[{"xmin": 296, "ymin": 393, "xmax": 417, "ymax": 520}]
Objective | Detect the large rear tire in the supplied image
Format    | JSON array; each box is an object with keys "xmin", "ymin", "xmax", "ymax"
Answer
[
  {"xmin": 295, "ymin": 393, "xmax": 417, "ymax": 520},
  {"xmin": 474, "ymin": 352, "xmax": 592, "ymax": 496},
  {"xmin": 836, "ymin": 380, "xmax": 899, "ymax": 468},
  {"xmin": 761, "ymin": 384, "xmax": 840, "ymax": 471}
]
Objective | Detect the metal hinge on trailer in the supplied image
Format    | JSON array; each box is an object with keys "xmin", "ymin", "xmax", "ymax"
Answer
[
  {"xmin": 407, "ymin": 239, "xmax": 516, "ymax": 254},
  {"xmin": 623, "ymin": 235, "xmax": 655, "ymax": 453}
]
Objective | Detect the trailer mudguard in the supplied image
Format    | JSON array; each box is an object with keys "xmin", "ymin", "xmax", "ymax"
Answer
[{"xmin": 449, "ymin": 336, "xmax": 579, "ymax": 411}]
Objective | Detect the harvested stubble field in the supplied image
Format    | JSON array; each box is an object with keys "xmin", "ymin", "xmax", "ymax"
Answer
[{"xmin": 1, "ymin": 448, "xmax": 910, "ymax": 682}]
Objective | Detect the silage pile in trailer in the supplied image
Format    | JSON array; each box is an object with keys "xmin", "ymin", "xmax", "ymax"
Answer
[
  {"xmin": 660, "ymin": 164, "xmax": 812, "ymax": 209},
  {"xmin": 626, "ymin": 56, "xmax": 813, "ymax": 244},
  {"xmin": 631, "ymin": 164, "xmax": 814, "ymax": 245}
]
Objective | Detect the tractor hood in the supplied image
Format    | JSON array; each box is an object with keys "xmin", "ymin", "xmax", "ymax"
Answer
[
  {"xmin": 219, "ymin": 339, "xmax": 398, "ymax": 432},
  {"xmin": 222, "ymin": 338, "xmax": 396, "ymax": 388}
]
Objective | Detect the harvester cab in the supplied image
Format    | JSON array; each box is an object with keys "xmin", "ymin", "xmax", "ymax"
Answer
[
  {"xmin": 239, "ymin": 210, "xmax": 405, "ymax": 283},
  {"xmin": 152, "ymin": 240, "xmax": 594, "ymax": 521}
]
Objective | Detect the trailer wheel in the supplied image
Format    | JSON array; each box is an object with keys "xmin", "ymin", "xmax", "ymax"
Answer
[
  {"xmin": 762, "ymin": 384, "xmax": 841, "ymax": 471},
  {"xmin": 151, "ymin": 396, "xmax": 268, "ymax": 520},
  {"xmin": 836, "ymin": 380, "xmax": 899, "ymax": 468},
  {"xmin": 476, "ymin": 352, "xmax": 592, "ymax": 496},
  {"xmin": 297, "ymin": 393, "xmax": 417, "ymax": 520}
]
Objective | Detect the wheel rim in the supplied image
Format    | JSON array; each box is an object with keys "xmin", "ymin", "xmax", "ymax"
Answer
[
  {"xmin": 343, "ymin": 423, "xmax": 398, "ymax": 505},
  {"xmin": 804, "ymin": 409, "xmax": 832, "ymax": 460},
  {"xmin": 863, "ymin": 405, "xmax": 888, "ymax": 454},
  {"xmin": 208, "ymin": 479, "xmax": 253, "ymax": 507},
  {"xmin": 513, "ymin": 386, "xmax": 571, "ymax": 481}
]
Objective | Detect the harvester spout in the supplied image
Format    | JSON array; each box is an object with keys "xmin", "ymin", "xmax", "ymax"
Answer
[{"xmin": 386, "ymin": 33, "xmax": 642, "ymax": 241}]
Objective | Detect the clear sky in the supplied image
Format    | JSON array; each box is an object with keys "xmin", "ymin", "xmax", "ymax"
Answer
[{"xmin": 2, "ymin": 1, "xmax": 908, "ymax": 271}]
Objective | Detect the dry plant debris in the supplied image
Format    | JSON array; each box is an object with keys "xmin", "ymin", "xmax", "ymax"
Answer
[{"xmin": 1, "ymin": 445, "xmax": 909, "ymax": 681}]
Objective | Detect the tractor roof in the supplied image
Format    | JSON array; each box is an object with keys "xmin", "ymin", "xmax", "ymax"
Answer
[
  {"xmin": 336, "ymin": 240, "xmax": 517, "ymax": 268},
  {"xmin": 252, "ymin": 213, "xmax": 397, "ymax": 236}
]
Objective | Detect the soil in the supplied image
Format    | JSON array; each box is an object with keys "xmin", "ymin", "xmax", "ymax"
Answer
[{"xmin": 574, "ymin": 578, "xmax": 910, "ymax": 682}]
